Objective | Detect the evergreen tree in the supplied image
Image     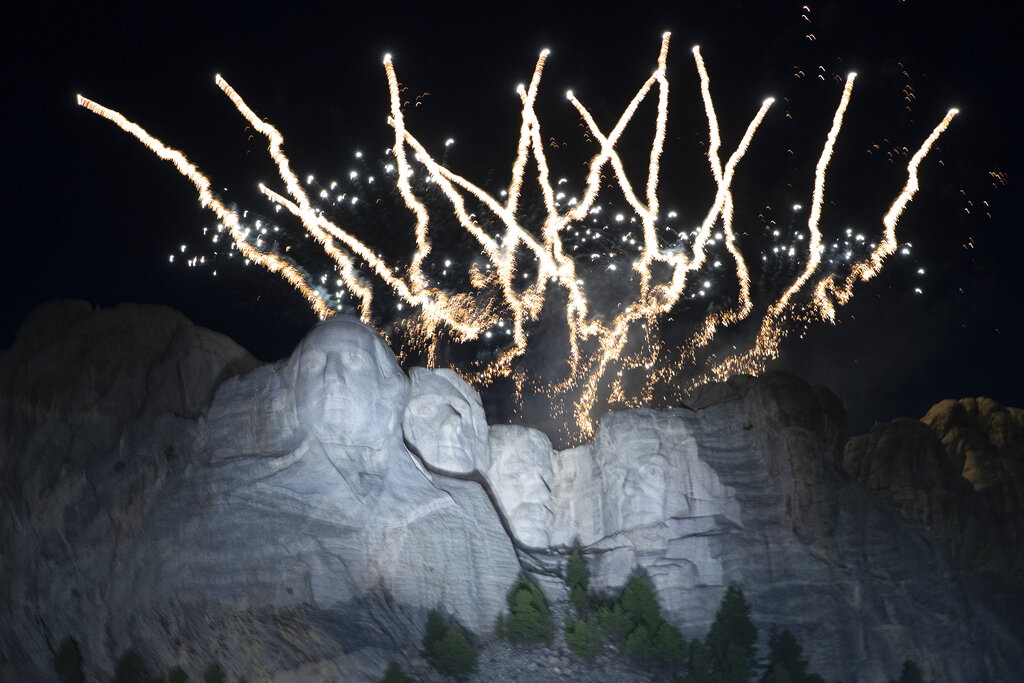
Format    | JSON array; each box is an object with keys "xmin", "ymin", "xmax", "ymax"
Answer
[
  {"xmin": 619, "ymin": 577, "xmax": 662, "ymax": 631},
  {"xmin": 112, "ymin": 650, "xmax": 151, "ymax": 683},
  {"xmin": 565, "ymin": 550, "xmax": 590, "ymax": 612},
  {"xmin": 650, "ymin": 621, "xmax": 688, "ymax": 670},
  {"xmin": 686, "ymin": 638, "xmax": 714, "ymax": 683},
  {"xmin": 203, "ymin": 662, "xmax": 226, "ymax": 683},
  {"xmin": 431, "ymin": 629, "xmax": 478, "ymax": 680},
  {"xmin": 626, "ymin": 624, "xmax": 654, "ymax": 665},
  {"xmin": 503, "ymin": 575, "xmax": 554, "ymax": 644},
  {"xmin": 889, "ymin": 659, "xmax": 926, "ymax": 683},
  {"xmin": 718, "ymin": 642, "xmax": 753, "ymax": 683},
  {"xmin": 597, "ymin": 602, "xmax": 635, "ymax": 642},
  {"xmin": 565, "ymin": 617, "xmax": 602, "ymax": 659},
  {"xmin": 764, "ymin": 664, "xmax": 793, "ymax": 683},
  {"xmin": 706, "ymin": 586, "xmax": 757, "ymax": 680},
  {"xmin": 168, "ymin": 666, "xmax": 189, "ymax": 683},
  {"xmin": 380, "ymin": 661, "xmax": 413, "ymax": 683},
  {"xmin": 422, "ymin": 609, "xmax": 478, "ymax": 680},
  {"xmin": 598, "ymin": 576, "xmax": 688, "ymax": 675},
  {"xmin": 760, "ymin": 627, "xmax": 824, "ymax": 683},
  {"xmin": 422, "ymin": 609, "xmax": 449, "ymax": 661},
  {"xmin": 54, "ymin": 636, "xmax": 85, "ymax": 683}
]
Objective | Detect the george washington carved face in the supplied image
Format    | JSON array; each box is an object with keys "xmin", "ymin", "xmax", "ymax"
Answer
[{"xmin": 292, "ymin": 318, "xmax": 409, "ymax": 450}]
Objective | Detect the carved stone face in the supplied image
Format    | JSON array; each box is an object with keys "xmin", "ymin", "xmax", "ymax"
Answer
[
  {"xmin": 598, "ymin": 418, "xmax": 671, "ymax": 531},
  {"xmin": 292, "ymin": 319, "xmax": 409, "ymax": 450},
  {"xmin": 616, "ymin": 451, "xmax": 670, "ymax": 528},
  {"xmin": 403, "ymin": 368, "xmax": 489, "ymax": 475},
  {"xmin": 487, "ymin": 426, "xmax": 555, "ymax": 548}
]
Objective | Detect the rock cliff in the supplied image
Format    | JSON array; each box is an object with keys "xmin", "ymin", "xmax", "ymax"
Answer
[{"xmin": 1, "ymin": 302, "xmax": 1021, "ymax": 682}]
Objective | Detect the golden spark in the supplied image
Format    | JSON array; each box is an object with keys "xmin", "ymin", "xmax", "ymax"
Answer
[{"xmin": 77, "ymin": 33, "xmax": 956, "ymax": 441}]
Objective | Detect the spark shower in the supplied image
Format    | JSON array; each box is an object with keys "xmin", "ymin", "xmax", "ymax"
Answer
[{"xmin": 78, "ymin": 33, "xmax": 956, "ymax": 440}]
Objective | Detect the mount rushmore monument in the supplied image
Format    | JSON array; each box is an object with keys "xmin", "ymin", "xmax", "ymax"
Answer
[{"xmin": 1, "ymin": 301, "xmax": 1022, "ymax": 681}]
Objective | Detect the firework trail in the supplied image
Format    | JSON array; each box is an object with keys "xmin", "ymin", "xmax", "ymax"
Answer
[{"xmin": 78, "ymin": 33, "xmax": 956, "ymax": 441}]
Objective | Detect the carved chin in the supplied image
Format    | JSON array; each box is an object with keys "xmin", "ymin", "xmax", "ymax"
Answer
[
  {"xmin": 428, "ymin": 450, "xmax": 474, "ymax": 475},
  {"xmin": 618, "ymin": 498, "xmax": 664, "ymax": 528},
  {"xmin": 509, "ymin": 503, "xmax": 553, "ymax": 547}
]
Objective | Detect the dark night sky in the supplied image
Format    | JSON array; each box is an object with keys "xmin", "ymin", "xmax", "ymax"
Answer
[{"xmin": 4, "ymin": 1, "xmax": 1020, "ymax": 437}]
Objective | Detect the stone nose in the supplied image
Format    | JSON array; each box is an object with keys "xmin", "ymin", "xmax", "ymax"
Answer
[
  {"xmin": 623, "ymin": 471, "xmax": 646, "ymax": 500},
  {"xmin": 322, "ymin": 356, "xmax": 348, "ymax": 388}
]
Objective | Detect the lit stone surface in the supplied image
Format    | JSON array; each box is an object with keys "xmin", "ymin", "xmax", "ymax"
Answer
[
  {"xmin": 486, "ymin": 425, "xmax": 557, "ymax": 548},
  {"xmin": 543, "ymin": 408, "xmax": 742, "ymax": 603},
  {"xmin": 403, "ymin": 366, "xmax": 489, "ymax": 475},
  {"xmin": 1, "ymin": 303, "xmax": 1022, "ymax": 682}
]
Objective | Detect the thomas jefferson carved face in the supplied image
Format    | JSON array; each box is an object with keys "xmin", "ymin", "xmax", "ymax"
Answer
[
  {"xmin": 292, "ymin": 319, "xmax": 409, "ymax": 450},
  {"xmin": 403, "ymin": 367, "xmax": 489, "ymax": 475}
]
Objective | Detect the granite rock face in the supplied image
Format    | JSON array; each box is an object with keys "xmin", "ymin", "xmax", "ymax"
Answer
[
  {"xmin": 840, "ymin": 397, "xmax": 1024, "ymax": 650},
  {"xmin": 843, "ymin": 397, "xmax": 1024, "ymax": 569},
  {"xmin": 0, "ymin": 306, "xmax": 520, "ymax": 682},
  {"xmin": 2, "ymin": 302, "xmax": 1022, "ymax": 682},
  {"xmin": 923, "ymin": 397, "xmax": 1024, "ymax": 564},
  {"xmin": 404, "ymin": 366, "xmax": 490, "ymax": 476},
  {"xmin": 842, "ymin": 417, "xmax": 977, "ymax": 537}
]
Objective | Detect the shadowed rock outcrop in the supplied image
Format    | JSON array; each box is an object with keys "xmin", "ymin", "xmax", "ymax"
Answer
[
  {"xmin": 924, "ymin": 397, "xmax": 1024, "ymax": 563},
  {"xmin": 1, "ymin": 301, "xmax": 1022, "ymax": 682}
]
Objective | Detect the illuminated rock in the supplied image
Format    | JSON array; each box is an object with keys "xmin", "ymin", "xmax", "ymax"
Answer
[
  {"xmin": 403, "ymin": 366, "xmax": 489, "ymax": 475},
  {"xmin": 486, "ymin": 425, "xmax": 557, "ymax": 548},
  {"xmin": 521, "ymin": 408, "xmax": 742, "ymax": 599},
  {"xmin": 2, "ymin": 304, "xmax": 1022, "ymax": 682},
  {"xmin": 186, "ymin": 319, "xmax": 519, "ymax": 626},
  {"xmin": 0, "ymin": 309, "xmax": 519, "ymax": 682},
  {"xmin": 843, "ymin": 396, "xmax": 1024, "ymax": 570},
  {"xmin": 842, "ymin": 417, "xmax": 975, "ymax": 535}
]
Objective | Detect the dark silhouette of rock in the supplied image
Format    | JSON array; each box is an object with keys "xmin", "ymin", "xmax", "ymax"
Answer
[
  {"xmin": 842, "ymin": 397, "xmax": 1024, "ymax": 571},
  {"xmin": 843, "ymin": 418, "xmax": 977, "ymax": 537},
  {"xmin": 923, "ymin": 397, "xmax": 1024, "ymax": 563}
]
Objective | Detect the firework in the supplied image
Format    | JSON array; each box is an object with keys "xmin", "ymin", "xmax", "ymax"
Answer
[{"xmin": 78, "ymin": 33, "xmax": 956, "ymax": 441}]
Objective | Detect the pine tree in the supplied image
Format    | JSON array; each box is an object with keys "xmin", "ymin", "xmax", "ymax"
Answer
[
  {"xmin": 112, "ymin": 650, "xmax": 151, "ymax": 683},
  {"xmin": 708, "ymin": 589, "xmax": 757, "ymax": 679},
  {"xmin": 686, "ymin": 638, "xmax": 714, "ymax": 683},
  {"xmin": 889, "ymin": 660, "xmax": 926, "ymax": 683},
  {"xmin": 760, "ymin": 627, "xmax": 824, "ymax": 683},
  {"xmin": 503, "ymin": 575, "xmax": 554, "ymax": 644},
  {"xmin": 619, "ymin": 577, "xmax": 662, "ymax": 631},
  {"xmin": 431, "ymin": 629, "xmax": 478, "ymax": 680},
  {"xmin": 706, "ymin": 586, "xmax": 757, "ymax": 681},
  {"xmin": 597, "ymin": 602, "xmax": 635, "ymax": 642},
  {"xmin": 651, "ymin": 621, "xmax": 688, "ymax": 670},
  {"xmin": 203, "ymin": 662, "xmax": 226, "ymax": 683},
  {"xmin": 565, "ymin": 550, "xmax": 590, "ymax": 611},
  {"xmin": 422, "ymin": 610, "xmax": 478, "ymax": 680},
  {"xmin": 53, "ymin": 636, "xmax": 85, "ymax": 683},
  {"xmin": 423, "ymin": 609, "xmax": 449, "ymax": 660},
  {"xmin": 565, "ymin": 617, "xmax": 603, "ymax": 659},
  {"xmin": 380, "ymin": 661, "xmax": 413, "ymax": 683}
]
